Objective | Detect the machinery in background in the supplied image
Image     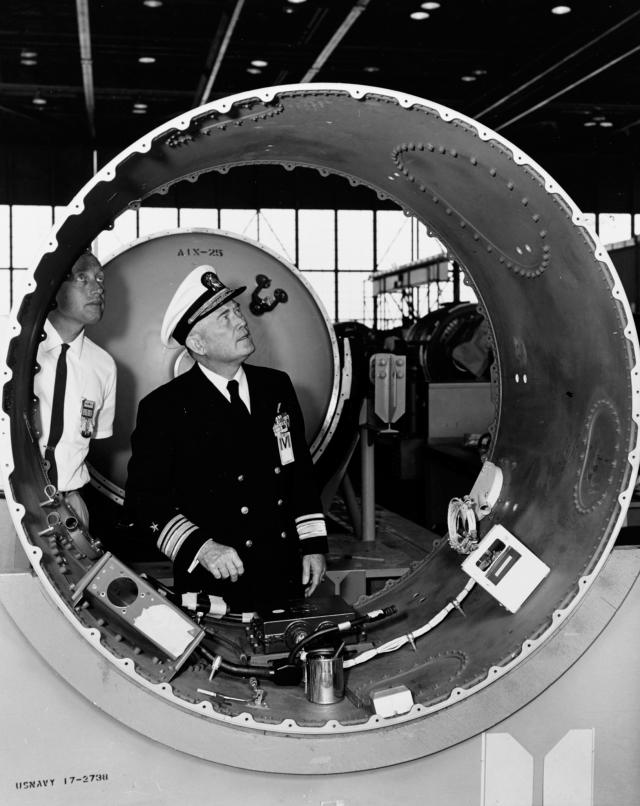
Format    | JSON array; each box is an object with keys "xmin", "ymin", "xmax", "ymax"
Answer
[{"xmin": 340, "ymin": 286, "xmax": 496, "ymax": 535}]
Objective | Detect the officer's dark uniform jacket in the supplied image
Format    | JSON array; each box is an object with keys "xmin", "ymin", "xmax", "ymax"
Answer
[{"xmin": 125, "ymin": 362, "xmax": 328, "ymax": 609}]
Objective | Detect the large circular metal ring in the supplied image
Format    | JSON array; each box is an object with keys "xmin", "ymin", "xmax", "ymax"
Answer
[{"xmin": 1, "ymin": 84, "xmax": 638, "ymax": 772}]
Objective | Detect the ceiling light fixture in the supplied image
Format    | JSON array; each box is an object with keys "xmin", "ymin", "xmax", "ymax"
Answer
[
  {"xmin": 461, "ymin": 75, "xmax": 476, "ymax": 82},
  {"xmin": 473, "ymin": 68, "xmax": 487, "ymax": 76},
  {"xmin": 583, "ymin": 121, "xmax": 597, "ymax": 127},
  {"xmin": 21, "ymin": 58, "xmax": 37, "ymax": 66},
  {"xmin": 143, "ymin": 0, "xmax": 163, "ymax": 7},
  {"xmin": 247, "ymin": 67, "xmax": 262, "ymax": 75},
  {"xmin": 599, "ymin": 121, "xmax": 613, "ymax": 128},
  {"xmin": 138, "ymin": 56, "xmax": 156, "ymax": 64},
  {"xmin": 363, "ymin": 66, "xmax": 380, "ymax": 73},
  {"xmin": 133, "ymin": 102, "xmax": 148, "ymax": 110},
  {"xmin": 410, "ymin": 11, "xmax": 430, "ymax": 20},
  {"xmin": 287, "ymin": 0, "xmax": 307, "ymax": 4},
  {"xmin": 32, "ymin": 95, "xmax": 47, "ymax": 106},
  {"xmin": 421, "ymin": 2, "xmax": 441, "ymax": 9},
  {"xmin": 21, "ymin": 49, "xmax": 37, "ymax": 59},
  {"xmin": 551, "ymin": 5, "xmax": 572, "ymax": 14},
  {"xmin": 251, "ymin": 59, "xmax": 268, "ymax": 68}
]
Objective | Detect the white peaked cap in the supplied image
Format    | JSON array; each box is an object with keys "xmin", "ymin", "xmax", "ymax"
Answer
[{"xmin": 160, "ymin": 265, "xmax": 246, "ymax": 347}]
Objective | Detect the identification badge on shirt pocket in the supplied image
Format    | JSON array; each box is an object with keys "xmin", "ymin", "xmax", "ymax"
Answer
[
  {"xmin": 273, "ymin": 411, "xmax": 294, "ymax": 465},
  {"xmin": 80, "ymin": 398, "xmax": 96, "ymax": 438}
]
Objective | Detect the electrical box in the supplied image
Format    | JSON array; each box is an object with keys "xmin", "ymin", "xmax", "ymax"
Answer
[
  {"xmin": 369, "ymin": 353, "xmax": 406, "ymax": 429},
  {"xmin": 253, "ymin": 595, "xmax": 357, "ymax": 655},
  {"xmin": 73, "ymin": 553, "xmax": 204, "ymax": 673},
  {"xmin": 462, "ymin": 525, "xmax": 550, "ymax": 613},
  {"xmin": 372, "ymin": 684, "xmax": 414, "ymax": 717}
]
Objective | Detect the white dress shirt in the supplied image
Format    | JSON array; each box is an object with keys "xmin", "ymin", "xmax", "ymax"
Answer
[
  {"xmin": 35, "ymin": 319, "xmax": 117, "ymax": 492},
  {"xmin": 197, "ymin": 364, "xmax": 251, "ymax": 412}
]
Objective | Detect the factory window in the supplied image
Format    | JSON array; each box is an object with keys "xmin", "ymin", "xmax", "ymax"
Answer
[
  {"xmin": 416, "ymin": 220, "xmax": 446, "ymax": 261},
  {"xmin": 301, "ymin": 270, "xmax": 336, "ymax": 320},
  {"xmin": 598, "ymin": 213, "xmax": 632, "ymax": 246},
  {"xmin": 138, "ymin": 207, "xmax": 179, "ymax": 238},
  {"xmin": 10, "ymin": 269, "xmax": 29, "ymax": 311},
  {"xmin": 376, "ymin": 211, "xmax": 413, "ymax": 271},
  {"xmin": 0, "ymin": 203, "xmax": 485, "ymax": 326},
  {"xmin": 375, "ymin": 211, "xmax": 445, "ymax": 271},
  {"xmin": 257, "ymin": 209, "xmax": 296, "ymax": 265},
  {"xmin": 11, "ymin": 205, "xmax": 53, "ymax": 270},
  {"xmin": 220, "ymin": 209, "xmax": 259, "ymax": 241},
  {"xmin": 338, "ymin": 272, "xmax": 374, "ymax": 322},
  {"xmin": 94, "ymin": 210, "xmax": 138, "ymax": 263},
  {"xmin": 180, "ymin": 207, "xmax": 220, "ymax": 229},
  {"xmin": 338, "ymin": 210, "xmax": 374, "ymax": 271},
  {"xmin": 298, "ymin": 210, "xmax": 335, "ymax": 272},
  {"xmin": 1, "ymin": 268, "xmax": 29, "ymax": 316},
  {"xmin": 634, "ymin": 215, "xmax": 640, "ymax": 237},
  {"xmin": 0, "ymin": 272, "xmax": 10, "ymax": 316},
  {"xmin": 0, "ymin": 206, "xmax": 9, "ymax": 267}
]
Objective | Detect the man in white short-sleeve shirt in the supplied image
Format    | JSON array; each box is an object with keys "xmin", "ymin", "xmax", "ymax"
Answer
[{"xmin": 35, "ymin": 251, "xmax": 116, "ymax": 527}]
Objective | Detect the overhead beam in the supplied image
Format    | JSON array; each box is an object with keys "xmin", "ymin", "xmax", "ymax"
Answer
[
  {"xmin": 75, "ymin": 0, "xmax": 96, "ymax": 140},
  {"xmin": 620, "ymin": 116, "xmax": 640, "ymax": 134},
  {"xmin": 300, "ymin": 0, "xmax": 372, "ymax": 83},
  {"xmin": 495, "ymin": 42, "xmax": 640, "ymax": 132},
  {"xmin": 0, "ymin": 102, "xmax": 48, "ymax": 125},
  {"xmin": 5, "ymin": 84, "xmax": 640, "ymax": 119},
  {"xmin": 0, "ymin": 83, "xmax": 193, "ymax": 100},
  {"xmin": 196, "ymin": 0, "xmax": 246, "ymax": 107},
  {"xmin": 476, "ymin": 8, "xmax": 640, "ymax": 121}
]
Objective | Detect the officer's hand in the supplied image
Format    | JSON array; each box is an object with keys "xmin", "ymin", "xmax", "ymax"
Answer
[
  {"xmin": 302, "ymin": 553, "xmax": 327, "ymax": 598},
  {"xmin": 197, "ymin": 539, "xmax": 245, "ymax": 583}
]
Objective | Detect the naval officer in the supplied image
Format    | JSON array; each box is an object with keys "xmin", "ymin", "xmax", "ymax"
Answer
[{"xmin": 125, "ymin": 266, "xmax": 328, "ymax": 611}]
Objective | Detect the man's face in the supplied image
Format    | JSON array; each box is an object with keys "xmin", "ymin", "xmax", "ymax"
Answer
[
  {"xmin": 189, "ymin": 300, "xmax": 255, "ymax": 365},
  {"xmin": 55, "ymin": 253, "xmax": 105, "ymax": 328}
]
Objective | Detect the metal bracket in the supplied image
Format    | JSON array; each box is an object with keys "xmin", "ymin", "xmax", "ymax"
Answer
[{"xmin": 249, "ymin": 274, "xmax": 288, "ymax": 316}]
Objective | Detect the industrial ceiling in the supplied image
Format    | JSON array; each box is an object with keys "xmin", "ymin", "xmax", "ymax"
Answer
[{"xmin": 1, "ymin": 0, "xmax": 640, "ymax": 209}]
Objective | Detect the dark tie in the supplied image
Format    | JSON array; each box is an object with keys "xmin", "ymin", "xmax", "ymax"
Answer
[
  {"xmin": 45, "ymin": 342, "xmax": 69, "ymax": 489},
  {"xmin": 227, "ymin": 379, "xmax": 251, "ymax": 420}
]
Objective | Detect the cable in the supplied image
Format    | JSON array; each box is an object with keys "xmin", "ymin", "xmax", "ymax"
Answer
[
  {"xmin": 198, "ymin": 645, "xmax": 274, "ymax": 680},
  {"xmin": 286, "ymin": 625, "xmax": 342, "ymax": 665},
  {"xmin": 286, "ymin": 606, "xmax": 397, "ymax": 665},
  {"xmin": 201, "ymin": 626, "xmax": 248, "ymax": 661},
  {"xmin": 343, "ymin": 579, "xmax": 476, "ymax": 669}
]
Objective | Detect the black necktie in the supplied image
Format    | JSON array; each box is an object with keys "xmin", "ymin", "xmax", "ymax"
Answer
[
  {"xmin": 45, "ymin": 342, "xmax": 69, "ymax": 489},
  {"xmin": 227, "ymin": 379, "xmax": 251, "ymax": 420}
]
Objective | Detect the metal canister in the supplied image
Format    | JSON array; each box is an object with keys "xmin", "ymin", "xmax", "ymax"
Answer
[{"xmin": 305, "ymin": 648, "xmax": 345, "ymax": 704}]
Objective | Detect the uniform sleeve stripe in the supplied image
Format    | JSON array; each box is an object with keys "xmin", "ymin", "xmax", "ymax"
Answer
[
  {"xmin": 157, "ymin": 514, "xmax": 199, "ymax": 561},
  {"xmin": 296, "ymin": 512, "xmax": 324, "ymax": 526},
  {"xmin": 296, "ymin": 516, "xmax": 327, "ymax": 540},
  {"xmin": 166, "ymin": 524, "xmax": 198, "ymax": 559},
  {"xmin": 156, "ymin": 514, "xmax": 182, "ymax": 554},
  {"xmin": 164, "ymin": 520, "xmax": 196, "ymax": 555}
]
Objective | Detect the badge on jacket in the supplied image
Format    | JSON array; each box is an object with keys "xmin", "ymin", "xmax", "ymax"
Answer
[
  {"xmin": 273, "ymin": 410, "xmax": 294, "ymax": 465},
  {"xmin": 80, "ymin": 398, "xmax": 96, "ymax": 438}
]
